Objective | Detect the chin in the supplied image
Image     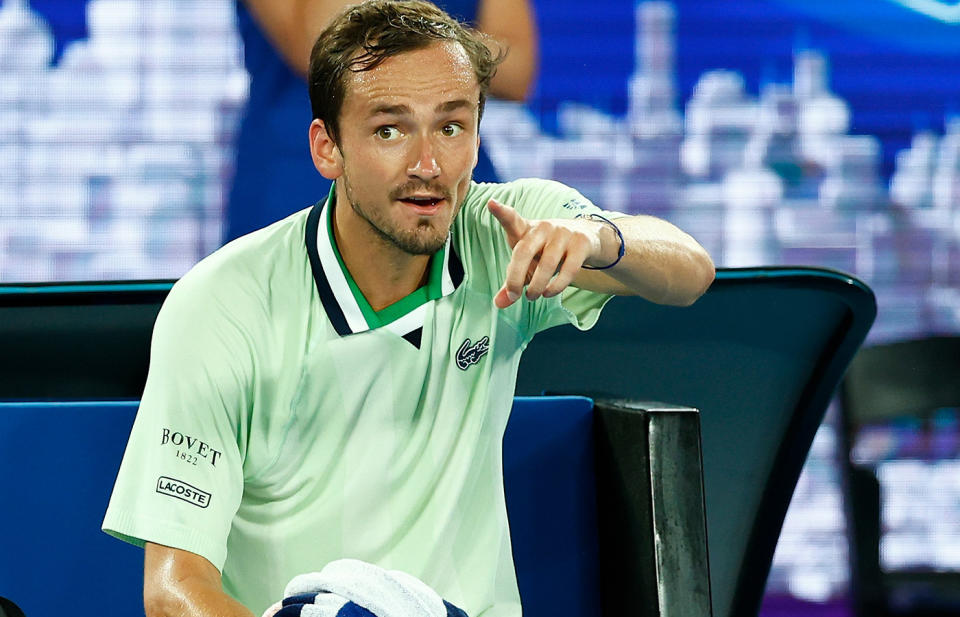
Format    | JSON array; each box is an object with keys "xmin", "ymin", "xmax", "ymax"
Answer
[{"xmin": 393, "ymin": 225, "xmax": 449, "ymax": 256}]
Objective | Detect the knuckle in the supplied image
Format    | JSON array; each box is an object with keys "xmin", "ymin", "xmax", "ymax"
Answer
[
  {"xmin": 538, "ymin": 250, "xmax": 560, "ymax": 269},
  {"xmin": 533, "ymin": 221, "xmax": 555, "ymax": 237},
  {"xmin": 570, "ymin": 231, "xmax": 591, "ymax": 248},
  {"xmin": 515, "ymin": 246, "xmax": 536, "ymax": 261},
  {"xmin": 513, "ymin": 238, "xmax": 538, "ymax": 260}
]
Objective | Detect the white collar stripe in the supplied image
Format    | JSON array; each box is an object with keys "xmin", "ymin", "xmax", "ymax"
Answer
[{"xmin": 317, "ymin": 204, "xmax": 369, "ymax": 334}]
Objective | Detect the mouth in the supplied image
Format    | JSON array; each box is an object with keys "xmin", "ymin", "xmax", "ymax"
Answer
[{"xmin": 397, "ymin": 195, "xmax": 447, "ymax": 215}]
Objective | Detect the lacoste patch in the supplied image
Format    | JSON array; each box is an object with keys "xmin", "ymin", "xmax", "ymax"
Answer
[
  {"xmin": 456, "ymin": 336, "xmax": 490, "ymax": 370},
  {"xmin": 156, "ymin": 476, "xmax": 211, "ymax": 508}
]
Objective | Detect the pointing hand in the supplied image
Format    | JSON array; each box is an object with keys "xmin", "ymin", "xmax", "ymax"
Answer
[{"xmin": 487, "ymin": 198, "xmax": 602, "ymax": 309}]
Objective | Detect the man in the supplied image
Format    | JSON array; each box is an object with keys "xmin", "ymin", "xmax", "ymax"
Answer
[
  {"xmin": 102, "ymin": 2, "xmax": 715, "ymax": 616},
  {"xmin": 227, "ymin": 0, "xmax": 536, "ymax": 240}
]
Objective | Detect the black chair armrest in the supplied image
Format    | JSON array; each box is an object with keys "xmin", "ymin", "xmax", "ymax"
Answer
[{"xmin": 593, "ymin": 400, "xmax": 713, "ymax": 617}]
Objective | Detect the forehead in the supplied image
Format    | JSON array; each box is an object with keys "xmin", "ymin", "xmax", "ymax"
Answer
[{"xmin": 343, "ymin": 41, "xmax": 479, "ymax": 112}]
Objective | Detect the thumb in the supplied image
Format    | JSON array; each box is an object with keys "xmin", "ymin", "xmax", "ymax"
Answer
[{"xmin": 487, "ymin": 199, "xmax": 527, "ymax": 247}]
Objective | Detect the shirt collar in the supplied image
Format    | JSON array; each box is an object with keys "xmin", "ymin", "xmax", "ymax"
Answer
[{"xmin": 305, "ymin": 184, "xmax": 464, "ymax": 337}]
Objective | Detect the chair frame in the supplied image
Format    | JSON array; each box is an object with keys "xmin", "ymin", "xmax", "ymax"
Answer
[
  {"xmin": 517, "ymin": 266, "xmax": 876, "ymax": 617},
  {"xmin": 839, "ymin": 336, "xmax": 960, "ymax": 617}
]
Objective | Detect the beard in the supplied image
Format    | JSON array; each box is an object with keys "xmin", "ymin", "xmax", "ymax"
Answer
[{"xmin": 341, "ymin": 174, "xmax": 461, "ymax": 256}]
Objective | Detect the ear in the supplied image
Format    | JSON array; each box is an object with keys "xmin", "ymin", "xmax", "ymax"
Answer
[{"xmin": 309, "ymin": 119, "xmax": 343, "ymax": 180}]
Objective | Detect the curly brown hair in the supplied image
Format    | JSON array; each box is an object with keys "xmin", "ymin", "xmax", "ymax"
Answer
[{"xmin": 308, "ymin": 0, "xmax": 503, "ymax": 145}]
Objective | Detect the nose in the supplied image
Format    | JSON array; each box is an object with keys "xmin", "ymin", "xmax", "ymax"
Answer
[{"xmin": 407, "ymin": 134, "xmax": 441, "ymax": 180}]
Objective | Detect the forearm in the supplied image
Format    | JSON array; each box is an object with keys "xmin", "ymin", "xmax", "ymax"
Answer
[
  {"xmin": 488, "ymin": 199, "xmax": 713, "ymax": 309},
  {"xmin": 144, "ymin": 543, "xmax": 256, "ymax": 617},
  {"xmin": 477, "ymin": 0, "xmax": 538, "ymax": 101},
  {"xmin": 576, "ymin": 215, "xmax": 715, "ymax": 306},
  {"xmin": 145, "ymin": 577, "xmax": 255, "ymax": 617},
  {"xmin": 484, "ymin": 36, "xmax": 537, "ymax": 101},
  {"xmin": 242, "ymin": 0, "xmax": 349, "ymax": 78}
]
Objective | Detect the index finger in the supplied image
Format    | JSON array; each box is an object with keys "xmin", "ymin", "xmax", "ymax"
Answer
[{"xmin": 487, "ymin": 199, "xmax": 528, "ymax": 247}]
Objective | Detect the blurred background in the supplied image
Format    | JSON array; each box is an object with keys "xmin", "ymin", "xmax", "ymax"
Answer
[{"xmin": 1, "ymin": 0, "xmax": 957, "ymax": 614}]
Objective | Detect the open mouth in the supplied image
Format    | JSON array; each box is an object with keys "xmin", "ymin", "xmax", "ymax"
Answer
[
  {"xmin": 400, "ymin": 196, "xmax": 443, "ymax": 206},
  {"xmin": 398, "ymin": 195, "xmax": 446, "ymax": 213}
]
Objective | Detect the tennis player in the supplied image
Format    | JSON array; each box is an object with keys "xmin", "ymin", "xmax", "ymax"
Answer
[{"xmin": 102, "ymin": 2, "xmax": 714, "ymax": 616}]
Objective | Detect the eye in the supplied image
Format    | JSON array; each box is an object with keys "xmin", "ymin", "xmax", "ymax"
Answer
[
  {"xmin": 375, "ymin": 126, "xmax": 401, "ymax": 140},
  {"xmin": 441, "ymin": 123, "xmax": 464, "ymax": 137}
]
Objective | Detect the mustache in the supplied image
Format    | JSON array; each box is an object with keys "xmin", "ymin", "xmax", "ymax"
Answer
[{"xmin": 389, "ymin": 181, "xmax": 451, "ymax": 201}]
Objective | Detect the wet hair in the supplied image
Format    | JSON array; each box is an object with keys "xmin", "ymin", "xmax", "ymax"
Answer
[{"xmin": 308, "ymin": 0, "xmax": 503, "ymax": 144}]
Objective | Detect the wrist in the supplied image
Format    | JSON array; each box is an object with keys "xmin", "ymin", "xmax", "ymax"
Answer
[
  {"xmin": 576, "ymin": 213, "xmax": 625, "ymax": 270},
  {"xmin": 588, "ymin": 220, "xmax": 619, "ymax": 267}
]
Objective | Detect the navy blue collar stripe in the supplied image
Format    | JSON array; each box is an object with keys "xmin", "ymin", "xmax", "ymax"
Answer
[
  {"xmin": 305, "ymin": 201, "xmax": 352, "ymax": 336},
  {"xmin": 448, "ymin": 244, "xmax": 464, "ymax": 288}
]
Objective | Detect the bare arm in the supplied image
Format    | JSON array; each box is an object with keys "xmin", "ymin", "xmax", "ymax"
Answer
[
  {"xmin": 488, "ymin": 200, "xmax": 715, "ymax": 308},
  {"xmin": 476, "ymin": 0, "xmax": 538, "ymax": 101},
  {"xmin": 241, "ymin": 0, "xmax": 538, "ymax": 101},
  {"xmin": 568, "ymin": 214, "xmax": 716, "ymax": 306},
  {"xmin": 241, "ymin": 0, "xmax": 349, "ymax": 77},
  {"xmin": 144, "ymin": 542, "xmax": 256, "ymax": 617}
]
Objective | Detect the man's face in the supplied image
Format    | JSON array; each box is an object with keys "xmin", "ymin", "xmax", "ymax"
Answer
[{"xmin": 320, "ymin": 41, "xmax": 480, "ymax": 255}]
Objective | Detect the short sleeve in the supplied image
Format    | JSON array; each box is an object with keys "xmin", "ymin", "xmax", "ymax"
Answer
[
  {"xmin": 504, "ymin": 179, "xmax": 625, "ymax": 337},
  {"xmin": 102, "ymin": 266, "xmax": 253, "ymax": 571}
]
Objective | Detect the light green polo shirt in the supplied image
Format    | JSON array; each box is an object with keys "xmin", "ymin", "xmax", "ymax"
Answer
[{"xmin": 103, "ymin": 178, "xmax": 621, "ymax": 616}]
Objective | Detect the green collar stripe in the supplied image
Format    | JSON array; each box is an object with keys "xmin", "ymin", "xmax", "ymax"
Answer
[{"xmin": 325, "ymin": 191, "xmax": 446, "ymax": 330}]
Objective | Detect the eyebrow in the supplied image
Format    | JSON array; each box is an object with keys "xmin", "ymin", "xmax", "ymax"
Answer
[
  {"xmin": 436, "ymin": 99, "xmax": 475, "ymax": 114},
  {"xmin": 369, "ymin": 99, "xmax": 476, "ymax": 117},
  {"xmin": 371, "ymin": 103, "xmax": 411, "ymax": 116}
]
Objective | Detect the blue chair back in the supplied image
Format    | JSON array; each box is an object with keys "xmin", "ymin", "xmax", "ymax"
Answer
[
  {"xmin": 503, "ymin": 396, "xmax": 600, "ymax": 617},
  {"xmin": 0, "ymin": 402, "xmax": 142, "ymax": 616},
  {"xmin": 0, "ymin": 397, "xmax": 600, "ymax": 617}
]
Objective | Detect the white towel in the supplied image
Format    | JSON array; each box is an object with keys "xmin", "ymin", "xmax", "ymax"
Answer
[{"xmin": 261, "ymin": 559, "xmax": 468, "ymax": 617}]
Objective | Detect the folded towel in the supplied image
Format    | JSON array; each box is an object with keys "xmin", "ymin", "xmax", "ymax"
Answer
[{"xmin": 261, "ymin": 559, "xmax": 469, "ymax": 617}]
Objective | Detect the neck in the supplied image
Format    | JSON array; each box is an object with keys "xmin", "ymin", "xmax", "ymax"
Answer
[{"xmin": 332, "ymin": 195, "xmax": 432, "ymax": 312}]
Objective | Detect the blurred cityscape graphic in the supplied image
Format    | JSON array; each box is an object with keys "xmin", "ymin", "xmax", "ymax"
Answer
[
  {"xmin": 0, "ymin": 0, "xmax": 957, "ymax": 605},
  {"xmin": 0, "ymin": 0, "xmax": 247, "ymax": 281},
  {"xmin": 482, "ymin": 2, "xmax": 960, "ymax": 344},
  {"xmin": 483, "ymin": 3, "xmax": 960, "ymax": 600}
]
